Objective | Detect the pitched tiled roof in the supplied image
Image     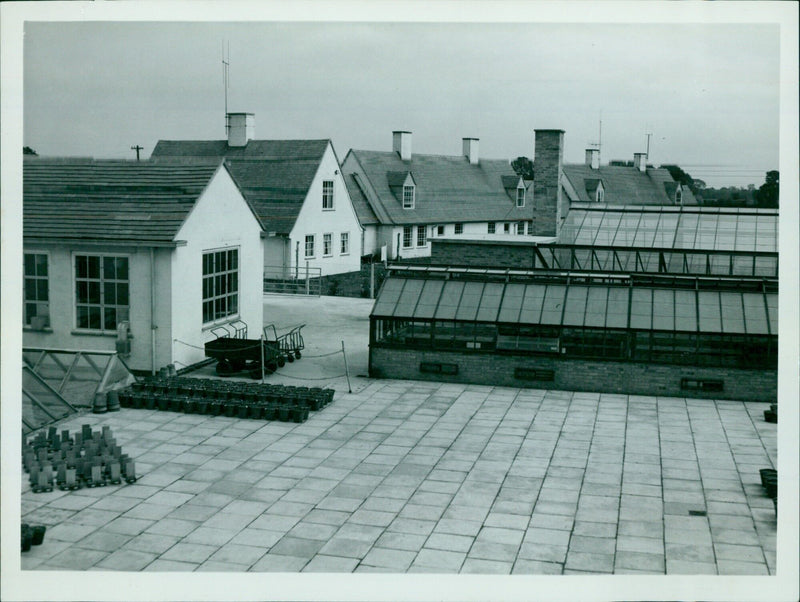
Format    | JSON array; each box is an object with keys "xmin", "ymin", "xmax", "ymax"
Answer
[
  {"xmin": 151, "ymin": 139, "xmax": 330, "ymax": 234},
  {"xmin": 23, "ymin": 159, "xmax": 223, "ymax": 244},
  {"xmin": 344, "ymin": 150, "xmax": 532, "ymax": 226},
  {"xmin": 562, "ymin": 163, "xmax": 697, "ymax": 206},
  {"xmin": 345, "ymin": 173, "xmax": 379, "ymax": 226}
]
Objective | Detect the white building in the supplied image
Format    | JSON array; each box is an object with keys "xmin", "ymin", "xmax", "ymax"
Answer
[
  {"xmin": 23, "ymin": 158, "xmax": 264, "ymax": 374},
  {"xmin": 152, "ymin": 113, "xmax": 363, "ymax": 277}
]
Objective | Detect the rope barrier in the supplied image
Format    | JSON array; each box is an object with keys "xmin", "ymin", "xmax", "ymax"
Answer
[
  {"xmin": 275, "ymin": 372, "xmax": 348, "ymax": 381},
  {"xmin": 298, "ymin": 350, "xmax": 343, "ymax": 359}
]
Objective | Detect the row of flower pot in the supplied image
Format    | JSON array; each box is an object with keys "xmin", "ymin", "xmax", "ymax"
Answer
[
  {"xmin": 764, "ymin": 403, "xmax": 777, "ymax": 423},
  {"xmin": 21, "ymin": 524, "xmax": 46, "ymax": 552}
]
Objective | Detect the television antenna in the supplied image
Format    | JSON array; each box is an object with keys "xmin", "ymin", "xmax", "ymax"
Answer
[
  {"xmin": 645, "ymin": 123, "xmax": 653, "ymax": 159},
  {"xmin": 588, "ymin": 111, "xmax": 602, "ymax": 159}
]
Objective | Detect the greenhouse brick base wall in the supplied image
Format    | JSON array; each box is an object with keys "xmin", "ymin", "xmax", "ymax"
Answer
[{"xmin": 369, "ymin": 347, "xmax": 777, "ymax": 402}]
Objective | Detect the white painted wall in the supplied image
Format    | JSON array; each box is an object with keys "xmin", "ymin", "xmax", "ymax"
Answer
[
  {"xmin": 289, "ymin": 143, "xmax": 363, "ymax": 276},
  {"xmin": 171, "ymin": 165, "xmax": 264, "ymax": 369},
  {"xmin": 22, "ymin": 244, "xmax": 172, "ymax": 373}
]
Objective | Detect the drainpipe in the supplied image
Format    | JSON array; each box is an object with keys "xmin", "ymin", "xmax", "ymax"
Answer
[{"xmin": 150, "ymin": 247, "xmax": 157, "ymax": 376}]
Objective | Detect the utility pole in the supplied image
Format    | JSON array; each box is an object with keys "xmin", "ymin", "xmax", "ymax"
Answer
[
  {"xmin": 222, "ymin": 41, "xmax": 230, "ymax": 136},
  {"xmin": 130, "ymin": 145, "xmax": 143, "ymax": 161}
]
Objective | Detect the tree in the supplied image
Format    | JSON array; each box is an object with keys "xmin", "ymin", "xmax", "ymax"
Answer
[
  {"xmin": 660, "ymin": 164, "xmax": 698, "ymax": 194},
  {"xmin": 23, "ymin": 146, "xmax": 38, "ymax": 156},
  {"xmin": 756, "ymin": 170, "xmax": 779, "ymax": 208},
  {"xmin": 511, "ymin": 156, "xmax": 534, "ymax": 180}
]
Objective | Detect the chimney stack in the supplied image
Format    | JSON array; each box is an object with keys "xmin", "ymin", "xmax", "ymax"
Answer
[
  {"xmin": 633, "ymin": 152, "xmax": 647, "ymax": 172},
  {"xmin": 393, "ymin": 131, "xmax": 412, "ymax": 161},
  {"xmin": 532, "ymin": 129, "xmax": 565, "ymax": 237},
  {"xmin": 227, "ymin": 113, "xmax": 254, "ymax": 147},
  {"xmin": 462, "ymin": 138, "xmax": 479, "ymax": 165},
  {"xmin": 585, "ymin": 148, "xmax": 600, "ymax": 170}
]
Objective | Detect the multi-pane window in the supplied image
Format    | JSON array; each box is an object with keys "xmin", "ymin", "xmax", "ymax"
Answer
[
  {"xmin": 322, "ymin": 180, "xmax": 334, "ymax": 210},
  {"xmin": 305, "ymin": 234, "xmax": 315, "ymax": 258},
  {"xmin": 487, "ymin": 222, "xmax": 496, "ymax": 234},
  {"xmin": 323, "ymin": 233, "xmax": 333, "ymax": 256},
  {"xmin": 403, "ymin": 226, "xmax": 413, "ymax": 248},
  {"xmin": 596, "ymin": 188, "xmax": 604, "ymax": 203},
  {"xmin": 417, "ymin": 225, "xmax": 427, "ymax": 247},
  {"xmin": 202, "ymin": 249, "xmax": 238, "ymax": 324},
  {"xmin": 340, "ymin": 232, "xmax": 350, "ymax": 255},
  {"xmin": 403, "ymin": 185, "xmax": 415, "ymax": 209},
  {"xmin": 516, "ymin": 186, "xmax": 525, "ymax": 207},
  {"xmin": 454, "ymin": 223, "xmax": 464, "ymax": 235},
  {"xmin": 24, "ymin": 253, "xmax": 49, "ymax": 326},
  {"xmin": 517, "ymin": 221, "xmax": 526, "ymax": 235},
  {"xmin": 75, "ymin": 255, "xmax": 129, "ymax": 331},
  {"xmin": 675, "ymin": 188, "xmax": 682, "ymax": 205}
]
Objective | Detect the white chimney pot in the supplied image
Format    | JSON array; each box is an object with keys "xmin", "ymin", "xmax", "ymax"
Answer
[
  {"xmin": 585, "ymin": 148, "xmax": 600, "ymax": 170},
  {"xmin": 634, "ymin": 153, "xmax": 647, "ymax": 172},
  {"xmin": 227, "ymin": 113, "xmax": 255, "ymax": 147},
  {"xmin": 462, "ymin": 138, "xmax": 479, "ymax": 165},
  {"xmin": 393, "ymin": 131, "xmax": 412, "ymax": 161}
]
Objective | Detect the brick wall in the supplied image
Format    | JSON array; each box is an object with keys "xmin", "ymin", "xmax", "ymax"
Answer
[
  {"xmin": 430, "ymin": 239, "xmax": 535, "ymax": 268},
  {"xmin": 369, "ymin": 347, "xmax": 777, "ymax": 402},
  {"xmin": 308, "ymin": 262, "xmax": 389, "ymax": 298},
  {"xmin": 532, "ymin": 129, "xmax": 564, "ymax": 237}
]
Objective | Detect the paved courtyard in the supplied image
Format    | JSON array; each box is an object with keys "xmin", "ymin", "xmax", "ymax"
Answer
[{"xmin": 21, "ymin": 377, "xmax": 777, "ymax": 575}]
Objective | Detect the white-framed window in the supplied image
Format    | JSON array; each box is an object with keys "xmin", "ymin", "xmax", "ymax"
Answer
[
  {"xmin": 403, "ymin": 226, "xmax": 413, "ymax": 248},
  {"xmin": 24, "ymin": 252, "xmax": 49, "ymax": 326},
  {"xmin": 517, "ymin": 221, "xmax": 526, "ymax": 235},
  {"xmin": 516, "ymin": 186, "xmax": 526, "ymax": 208},
  {"xmin": 437, "ymin": 225, "xmax": 444, "ymax": 236},
  {"xmin": 202, "ymin": 248, "xmax": 239, "ymax": 325},
  {"xmin": 487, "ymin": 222, "xmax": 496, "ymax": 234},
  {"xmin": 403, "ymin": 185, "xmax": 415, "ymax": 209},
  {"xmin": 74, "ymin": 253, "xmax": 130, "ymax": 331},
  {"xmin": 503, "ymin": 223, "xmax": 510, "ymax": 233},
  {"xmin": 305, "ymin": 234, "xmax": 315, "ymax": 258},
  {"xmin": 340, "ymin": 232, "xmax": 350, "ymax": 255},
  {"xmin": 675, "ymin": 188, "xmax": 682, "ymax": 205},
  {"xmin": 323, "ymin": 233, "xmax": 333, "ymax": 257},
  {"xmin": 417, "ymin": 225, "xmax": 427, "ymax": 247},
  {"xmin": 322, "ymin": 180, "xmax": 334, "ymax": 210},
  {"xmin": 596, "ymin": 188, "xmax": 604, "ymax": 203},
  {"xmin": 454, "ymin": 223, "xmax": 464, "ymax": 235}
]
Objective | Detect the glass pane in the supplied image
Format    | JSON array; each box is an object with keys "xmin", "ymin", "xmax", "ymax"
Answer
[
  {"xmin": 76, "ymin": 255, "xmax": 87, "ymax": 278},
  {"xmin": 562, "ymin": 286, "xmax": 588, "ymax": 326},
  {"xmin": 413, "ymin": 279, "xmax": 444, "ymax": 319},
  {"xmin": 104, "ymin": 257, "xmax": 116, "ymax": 280},
  {"xmin": 674, "ymin": 289, "xmax": 696, "ymax": 332},
  {"xmin": 88, "ymin": 281, "xmax": 100, "ymax": 304},
  {"xmin": 229, "ymin": 294, "xmax": 238, "ymax": 314},
  {"xmin": 584, "ymin": 287, "xmax": 608, "ymax": 328},
  {"xmin": 104, "ymin": 308, "xmax": 117, "ymax": 330},
  {"xmin": 629, "ymin": 288, "xmax": 653, "ymax": 330},
  {"xmin": 104, "ymin": 282, "xmax": 116, "ymax": 305},
  {"xmin": 76, "ymin": 281, "xmax": 88, "ymax": 303},
  {"xmin": 37, "ymin": 279, "xmax": 48, "ymax": 301},
  {"xmin": 652, "ymin": 289, "xmax": 674, "ymax": 331},
  {"xmin": 24, "ymin": 254, "xmax": 36, "ymax": 276},
  {"xmin": 394, "ymin": 279, "xmax": 425, "ymax": 318},
  {"xmin": 497, "ymin": 283, "xmax": 525, "ymax": 323},
  {"xmin": 372, "ymin": 278, "xmax": 405, "ymax": 317},
  {"xmin": 117, "ymin": 283, "xmax": 129, "ymax": 306},
  {"xmin": 25, "ymin": 279, "xmax": 37, "ymax": 301},
  {"xmin": 230, "ymin": 250, "xmax": 237, "ymax": 270},
  {"xmin": 455, "ymin": 282, "xmax": 485, "ymax": 321},
  {"xmin": 605, "ymin": 287, "xmax": 629, "ymax": 328},
  {"xmin": 697, "ymin": 291, "xmax": 722, "ymax": 333},
  {"xmin": 720, "ymin": 292, "xmax": 746, "ymax": 334},
  {"xmin": 89, "ymin": 306, "xmax": 101, "ymax": 330},
  {"xmin": 77, "ymin": 305, "xmax": 89, "ymax": 328},
  {"xmin": 476, "ymin": 282, "xmax": 504, "ymax": 322},
  {"xmin": 34, "ymin": 254, "xmax": 47, "ymax": 276},
  {"xmin": 540, "ymin": 285, "xmax": 567, "ymax": 325},
  {"xmin": 765, "ymin": 293, "xmax": 778, "ymax": 335},
  {"xmin": 518, "ymin": 284, "xmax": 546, "ymax": 324},
  {"xmin": 434, "ymin": 281, "xmax": 465, "ymax": 320},
  {"xmin": 116, "ymin": 257, "xmax": 128, "ymax": 280},
  {"xmin": 203, "ymin": 301, "xmax": 212, "ymax": 323},
  {"xmin": 742, "ymin": 293, "xmax": 769, "ymax": 335},
  {"xmin": 203, "ymin": 253, "xmax": 211, "ymax": 276},
  {"xmin": 25, "ymin": 303, "xmax": 37, "ymax": 324},
  {"xmin": 87, "ymin": 256, "xmax": 100, "ymax": 279}
]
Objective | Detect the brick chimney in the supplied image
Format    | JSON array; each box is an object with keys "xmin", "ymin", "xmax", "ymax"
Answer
[
  {"xmin": 393, "ymin": 131, "xmax": 412, "ymax": 161},
  {"xmin": 633, "ymin": 152, "xmax": 647, "ymax": 172},
  {"xmin": 585, "ymin": 148, "xmax": 600, "ymax": 170},
  {"xmin": 462, "ymin": 138, "xmax": 479, "ymax": 165},
  {"xmin": 227, "ymin": 113, "xmax": 254, "ymax": 147},
  {"xmin": 532, "ymin": 129, "xmax": 565, "ymax": 237}
]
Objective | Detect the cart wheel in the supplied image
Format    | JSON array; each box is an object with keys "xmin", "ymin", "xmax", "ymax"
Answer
[
  {"xmin": 248, "ymin": 368, "xmax": 262, "ymax": 380},
  {"xmin": 277, "ymin": 356, "xmax": 286, "ymax": 368},
  {"xmin": 286, "ymin": 354, "xmax": 295, "ymax": 363},
  {"xmin": 266, "ymin": 362, "xmax": 278, "ymax": 373},
  {"xmin": 216, "ymin": 360, "xmax": 233, "ymax": 376},
  {"xmin": 231, "ymin": 360, "xmax": 246, "ymax": 372},
  {"xmin": 294, "ymin": 351, "xmax": 302, "ymax": 360}
]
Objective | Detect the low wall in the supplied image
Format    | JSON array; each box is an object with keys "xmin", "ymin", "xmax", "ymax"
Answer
[
  {"xmin": 430, "ymin": 239, "xmax": 536, "ymax": 268},
  {"xmin": 369, "ymin": 347, "xmax": 777, "ymax": 402},
  {"xmin": 309, "ymin": 262, "xmax": 389, "ymax": 298}
]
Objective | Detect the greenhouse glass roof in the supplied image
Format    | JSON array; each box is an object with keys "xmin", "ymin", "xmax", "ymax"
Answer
[
  {"xmin": 372, "ymin": 276, "xmax": 777, "ymax": 335},
  {"xmin": 560, "ymin": 204, "xmax": 778, "ymax": 252}
]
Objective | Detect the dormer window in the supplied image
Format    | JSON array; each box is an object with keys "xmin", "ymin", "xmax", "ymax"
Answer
[
  {"xmin": 403, "ymin": 184, "xmax": 415, "ymax": 209},
  {"xmin": 516, "ymin": 185, "xmax": 525, "ymax": 208},
  {"xmin": 596, "ymin": 187, "xmax": 604, "ymax": 203},
  {"xmin": 676, "ymin": 187, "xmax": 683, "ymax": 206}
]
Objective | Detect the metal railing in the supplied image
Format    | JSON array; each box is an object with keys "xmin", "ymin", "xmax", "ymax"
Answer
[{"xmin": 263, "ymin": 263, "xmax": 322, "ymax": 296}]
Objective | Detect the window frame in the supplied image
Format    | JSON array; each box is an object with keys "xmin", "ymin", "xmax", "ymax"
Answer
[
  {"xmin": 437, "ymin": 225, "xmax": 445, "ymax": 236},
  {"xmin": 23, "ymin": 251, "xmax": 50, "ymax": 327},
  {"xmin": 72, "ymin": 252, "xmax": 131, "ymax": 333},
  {"xmin": 201, "ymin": 247, "xmax": 240, "ymax": 326},
  {"xmin": 305, "ymin": 234, "xmax": 316, "ymax": 259},
  {"xmin": 403, "ymin": 184, "xmax": 415, "ymax": 209},
  {"xmin": 340, "ymin": 232, "xmax": 350, "ymax": 255},
  {"xmin": 516, "ymin": 185, "xmax": 526, "ymax": 208},
  {"xmin": 487, "ymin": 222, "xmax": 496, "ymax": 234},
  {"xmin": 454, "ymin": 223, "xmax": 464, "ymax": 235},
  {"xmin": 322, "ymin": 180, "xmax": 335, "ymax": 210},
  {"xmin": 402, "ymin": 226, "xmax": 414, "ymax": 249},
  {"xmin": 323, "ymin": 233, "xmax": 333, "ymax": 257},
  {"xmin": 417, "ymin": 225, "xmax": 427, "ymax": 247}
]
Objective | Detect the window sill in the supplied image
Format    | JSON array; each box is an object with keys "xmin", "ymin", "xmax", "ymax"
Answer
[
  {"xmin": 322, "ymin": 208, "xmax": 335, "ymax": 212},
  {"xmin": 70, "ymin": 330, "xmax": 117, "ymax": 337},
  {"xmin": 201, "ymin": 316, "xmax": 241, "ymax": 332},
  {"xmin": 323, "ymin": 255, "xmax": 333, "ymax": 258},
  {"xmin": 23, "ymin": 326, "xmax": 53, "ymax": 333},
  {"xmin": 340, "ymin": 252, "xmax": 350, "ymax": 256},
  {"xmin": 304, "ymin": 256, "xmax": 316, "ymax": 260}
]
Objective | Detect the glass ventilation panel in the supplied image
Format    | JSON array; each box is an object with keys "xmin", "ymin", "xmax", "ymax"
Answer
[
  {"xmin": 372, "ymin": 278, "xmax": 406, "ymax": 316},
  {"xmin": 653, "ymin": 214, "xmax": 679, "ymax": 247},
  {"xmin": 674, "ymin": 289, "xmax": 697, "ymax": 332},
  {"xmin": 697, "ymin": 291, "xmax": 722, "ymax": 333},
  {"xmin": 434, "ymin": 280, "xmax": 465, "ymax": 320},
  {"xmin": 518, "ymin": 284, "xmax": 546, "ymax": 324},
  {"xmin": 562, "ymin": 286, "xmax": 589, "ymax": 326},
  {"xmin": 631, "ymin": 214, "xmax": 658, "ymax": 247},
  {"xmin": 455, "ymin": 282, "xmax": 485, "ymax": 322},
  {"xmin": 694, "ymin": 215, "xmax": 718, "ymax": 250},
  {"xmin": 734, "ymin": 217, "xmax": 757, "ymax": 252},
  {"xmin": 584, "ymin": 287, "xmax": 608, "ymax": 327},
  {"xmin": 719, "ymin": 292, "xmax": 746, "ymax": 334},
  {"xmin": 765, "ymin": 293, "xmax": 778, "ymax": 334},
  {"xmin": 413, "ymin": 279, "xmax": 444, "ymax": 319},
  {"xmin": 540, "ymin": 285, "xmax": 567, "ymax": 325},
  {"xmin": 476, "ymin": 282, "xmax": 504, "ymax": 322},
  {"xmin": 605, "ymin": 287, "xmax": 630, "ymax": 328},
  {"xmin": 652, "ymin": 289, "xmax": 675, "ymax": 331},
  {"xmin": 393, "ymin": 279, "xmax": 425, "ymax": 318},
  {"xmin": 497, "ymin": 283, "xmax": 526, "ymax": 323},
  {"xmin": 629, "ymin": 288, "xmax": 653, "ymax": 330},
  {"xmin": 715, "ymin": 215, "xmax": 738, "ymax": 250}
]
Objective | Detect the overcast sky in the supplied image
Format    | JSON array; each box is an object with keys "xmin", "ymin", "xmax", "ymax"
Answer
[{"xmin": 24, "ymin": 19, "xmax": 780, "ymax": 187}]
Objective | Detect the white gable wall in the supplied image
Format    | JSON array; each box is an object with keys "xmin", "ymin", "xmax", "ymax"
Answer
[
  {"xmin": 171, "ymin": 166, "xmax": 264, "ymax": 369},
  {"xmin": 289, "ymin": 143, "xmax": 363, "ymax": 276}
]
